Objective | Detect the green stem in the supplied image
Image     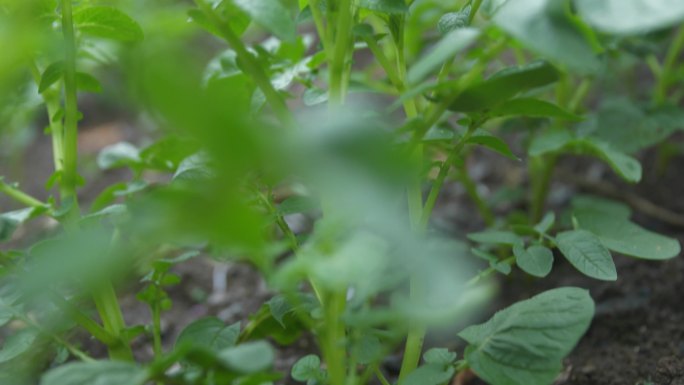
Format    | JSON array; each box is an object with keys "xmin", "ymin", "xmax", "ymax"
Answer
[
  {"xmin": 467, "ymin": 0, "xmax": 484, "ymax": 24},
  {"xmin": 457, "ymin": 162, "xmax": 494, "ymax": 226},
  {"xmin": 195, "ymin": 0, "xmax": 293, "ymax": 125},
  {"xmin": 374, "ymin": 367, "xmax": 392, "ymax": 385},
  {"xmin": 467, "ymin": 256, "xmax": 515, "ymax": 286},
  {"xmin": 48, "ymin": 292, "xmax": 119, "ymax": 347},
  {"xmin": 0, "ymin": 180, "xmax": 46, "ymax": 208},
  {"xmin": 655, "ymin": 26, "xmax": 684, "ymax": 104},
  {"xmin": 60, "ymin": 0, "xmax": 79, "ymax": 208},
  {"xmin": 529, "ymin": 155, "xmax": 557, "ymax": 223},
  {"xmin": 322, "ymin": 291, "xmax": 347, "ymax": 385},
  {"xmin": 329, "ymin": 0, "xmax": 354, "ymax": 105},
  {"xmin": 309, "ymin": 0, "xmax": 332, "ymax": 57},
  {"xmin": 93, "ymin": 284, "xmax": 134, "ymax": 361},
  {"xmin": 152, "ymin": 300, "xmax": 162, "ymax": 358}
]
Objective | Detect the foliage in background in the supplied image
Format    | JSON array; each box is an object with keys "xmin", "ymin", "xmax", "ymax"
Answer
[{"xmin": 0, "ymin": 0, "xmax": 683, "ymax": 384}]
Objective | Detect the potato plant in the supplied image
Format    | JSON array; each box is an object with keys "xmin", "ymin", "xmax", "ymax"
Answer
[{"xmin": 0, "ymin": 0, "xmax": 682, "ymax": 385}]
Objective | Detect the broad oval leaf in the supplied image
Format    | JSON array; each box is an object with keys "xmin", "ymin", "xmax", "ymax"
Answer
[
  {"xmin": 459, "ymin": 287, "xmax": 594, "ymax": 385},
  {"xmin": 513, "ymin": 244, "xmax": 553, "ymax": 278},
  {"xmin": 176, "ymin": 317, "xmax": 240, "ymax": 351},
  {"xmin": 448, "ymin": 61, "xmax": 560, "ymax": 112},
  {"xmin": 408, "ymin": 28, "xmax": 480, "ymax": 84},
  {"xmin": 570, "ymin": 138, "xmax": 642, "ymax": 183},
  {"xmin": 556, "ymin": 230, "xmax": 617, "ymax": 281},
  {"xmin": 575, "ymin": 0, "xmax": 684, "ymax": 35},
  {"xmin": 40, "ymin": 361, "xmax": 147, "ymax": 385},
  {"xmin": 492, "ymin": 0, "xmax": 600, "ymax": 73},
  {"xmin": 574, "ymin": 209, "xmax": 680, "ymax": 260},
  {"xmin": 73, "ymin": 6, "xmax": 144, "ymax": 41},
  {"xmin": 233, "ymin": 0, "xmax": 296, "ymax": 42}
]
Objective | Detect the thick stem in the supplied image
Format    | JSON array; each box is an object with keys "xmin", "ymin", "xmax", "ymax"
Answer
[
  {"xmin": 60, "ymin": 0, "xmax": 79, "ymax": 208},
  {"xmin": 322, "ymin": 291, "xmax": 347, "ymax": 385},
  {"xmin": 93, "ymin": 284, "xmax": 134, "ymax": 361}
]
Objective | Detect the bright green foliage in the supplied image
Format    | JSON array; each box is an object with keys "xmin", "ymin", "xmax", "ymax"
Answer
[
  {"xmin": 233, "ymin": 0, "xmax": 297, "ymax": 42},
  {"xmin": 408, "ymin": 28, "xmax": 479, "ymax": 84},
  {"xmin": 72, "ymin": 6, "xmax": 144, "ymax": 41}
]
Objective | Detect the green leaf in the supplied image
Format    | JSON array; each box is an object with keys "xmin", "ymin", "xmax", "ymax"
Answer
[
  {"xmin": 459, "ymin": 287, "xmax": 594, "ymax": 385},
  {"xmin": 575, "ymin": 0, "xmax": 684, "ymax": 35},
  {"xmin": 353, "ymin": 334, "xmax": 383, "ymax": 365},
  {"xmin": 466, "ymin": 132, "xmax": 518, "ymax": 160},
  {"xmin": 513, "ymin": 244, "xmax": 553, "ymax": 278},
  {"xmin": 357, "ymin": 0, "xmax": 408, "ymax": 14},
  {"xmin": 574, "ymin": 207, "xmax": 680, "ymax": 260},
  {"xmin": 76, "ymin": 72, "xmax": 102, "ymax": 93},
  {"xmin": 176, "ymin": 317, "xmax": 240, "ymax": 351},
  {"xmin": 448, "ymin": 61, "xmax": 560, "ymax": 112},
  {"xmin": 39, "ymin": 61, "xmax": 64, "ymax": 93},
  {"xmin": 40, "ymin": 361, "xmax": 147, "ymax": 385},
  {"xmin": 423, "ymin": 348, "xmax": 457, "ymax": 366},
  {"xmin": 399, "ymin": 364, "xmax": 455, "ymax": 385},
  {"xmin": 489, "ymin": 98, "xmax": 581, "ymax": 120},
  {"xmin": 291, "ymin": 354, "xmax": 323, "ymax": 382},
  {"xmin": 0, "ymin": 208, "xmax": 39, "ymax": 243},
  {"xmin": 534, "ymin": 212, "xmax": 555, "ymax": 234},
  {"xmin": 73, "ymin": 6, "xmax": 144, "ymax": 41},
  {"xmin": 277, "ymin": 196, "xmax": 319, "ymax": 215},
  {"xmin": 97, "ymin": 142, "xmax": 141, "ymax": 170},
  {"xmin": 492, "ymin": 0, "xmax": 600, "ymax": 73},
  {"xmin": 0, "ymin": 329, "xmax": 38, "ymax": 363},
  {"xmin": 468, "ymin": 230, "xmax": 523, "ymax": 246},
  {"xmin": 529, "ymin": 130, "xmax": 642, "ymax": 183},
  {"xmin": 438, "ymin": 9, "xmax": 470, "ymax": 34},
  {"xmin": 408, "ymin": 28, "xmax": 480, "ymax": 84},
  {"xmin": 233, "ymin": 0, "xmax": 296, "ymax": 42},
  {"xmin": 218, "ymin": 341, "xmax": 275, "ymax": 373},
  {"xmin": 556, "ymin": 230, "xmax": 617, "ymax": 281}
]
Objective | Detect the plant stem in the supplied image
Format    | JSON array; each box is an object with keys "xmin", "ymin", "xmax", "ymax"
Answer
[
  {"xmin": 152, "ymin": 300, "xmax": 162, "ymax": 358},
  {"xmin": 60, "ymin": 0, "xmax": 79, "ymax": 210},
  {"xmin": 195, "ymin": 0, "xmax": 293, "ymax": 126},
  {"xmin": 322, "ymin": 291, "xmax": 347, "ymax": 385},
  {"xmin": 0, "ymin": 180, "xmax": 46, "ymax": 208},
  {"xmin": 529, "ymin": 155, "xmax": 557, "ymax": 223},
  {"xmin": 93, "ymin": 284, "xmax": 134, "ymax": 361},
  {"xmin": 457, "ymin": 162, "xmax": 494, "ymax": 226},
  {"xmin": 655, "ymin": 26, "xmax": 684, "ymax": 104},
  {"xmin": 329, "ymin": 0, "xmax": 354, "ymax": 105}
]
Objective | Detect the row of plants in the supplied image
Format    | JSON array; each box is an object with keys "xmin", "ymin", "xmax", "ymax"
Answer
[{"xmin": 0, "ymin": 0, "xmax": 682, "ymax": 384}]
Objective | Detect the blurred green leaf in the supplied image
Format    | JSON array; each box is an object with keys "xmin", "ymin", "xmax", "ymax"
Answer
[
  {"xmin": 468, "ymin": 230, "xmax": 523, "ymax": 246},
  {"xmin": 575, "ymin": 0, "xmax": 684, "ymax": 34},
  {"xmin": 38, "ymin": 61, "xmax": 63, "ymax": 93},
  {"xmin": 76, "ymin": 72, "xmax": 102, "ymax": 93},
  {"xmin": 448, "ymin": 61, "xmax": 560, "ymax": 112},
  {"xmin": 492, "ymin": 0, "xmax": 600, "ymax": 73},
  {"xmin": 40, "ymin": 361, "xmax": 147, "ymax": 385},
  {"xmin": 233, "ymin": 0, "xmax": 297, "ymax": 42},
  {"xmin": 399, "ymin": 363, "xmax": 455, "ymax": 385},
  {"xmin": 408, "ymin": 28, "xmax": 480, "ymax": 84},
  {"xmin": 73, "ymin": 6, "xmax": 144, "ymax": 41},
  {"xmin": 291, "ymin": 354, "xmax": 324, "ymax": 382},
  {"xmin": 0, "ymin": 328, "xmax": 37, "ymax": 363},
  {"xmin": 176, "ymin": 318, "xmax": 240, "ymax": 351},
  {"xmin": 465, "ymin": 131, "xmax": 519, "ymax": 160},
  {"xmin": 97, "ymin": 142, "xmax": 141, "ymax": 170},
  {"xmin": 489, "ymin": 98, "xmax": 581, "ymax": 120},
  {"xmin": 218, "ymin": 341, "xmax": 275, "ymax": 373},
  {"xmin": 423, "ymin": 348, "xmax": 457, "ymax": 366},
  {"xmin": 358, "ymin": 0, "xmax": 408, "ymax": 14}
]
